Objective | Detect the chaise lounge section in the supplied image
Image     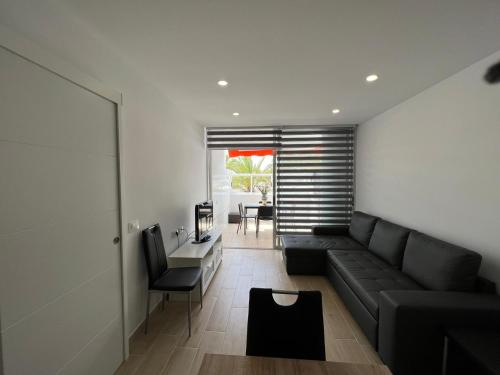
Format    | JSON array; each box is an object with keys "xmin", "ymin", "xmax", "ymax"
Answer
[{"xmin": 282, "ymin": 211, "xmax": 500, "ymax": 375}]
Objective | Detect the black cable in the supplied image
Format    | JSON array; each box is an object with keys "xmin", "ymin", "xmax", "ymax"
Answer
[
  {"xmin": 185, "ymin": 230, "xmax": 195, "ymax": 243},
  {"xmin": 176, "ymin": 229, "xmax": 195, "ymax": 248}
]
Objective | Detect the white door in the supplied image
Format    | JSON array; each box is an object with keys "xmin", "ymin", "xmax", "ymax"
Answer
[{"xmin": 0, "ymin": 46, "xmax": 124, "ymax": 374}]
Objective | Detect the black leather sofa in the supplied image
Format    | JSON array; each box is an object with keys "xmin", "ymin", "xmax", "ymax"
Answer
[{"xmin": 282, "ymin": 211, "xmax": 500, "ymax": 375}]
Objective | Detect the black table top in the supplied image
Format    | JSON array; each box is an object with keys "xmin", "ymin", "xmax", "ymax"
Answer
[
  {"xmin": 245, "ymin": 203, "xmax": 273, "ymax": 208},
  {"xmin": 446, "ymin": 327, "xmax": 500, "ymax": 375}
]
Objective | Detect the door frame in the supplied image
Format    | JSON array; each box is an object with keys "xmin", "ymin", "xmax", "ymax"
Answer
[
  {"xmin": 0, "ymin": 25, "xmax": 130, "ymax": 359},
  {"xmin": 205, "ymin": 143, "xmax": 278, "ymax": 250}
]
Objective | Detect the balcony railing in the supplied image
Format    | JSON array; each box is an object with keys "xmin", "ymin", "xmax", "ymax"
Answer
[{"xmin": 229, "ymin": 173, "xmax": 273, "ymax": 193}]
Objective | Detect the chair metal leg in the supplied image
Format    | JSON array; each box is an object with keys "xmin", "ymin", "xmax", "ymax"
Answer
[
  {"xmin": 188, "ymin": 291, "xmax": 192, "ymax": 337},
  {"xmin": 256, "ymin": 218, "xmax": 259, "ymax": 237},
  {"xmin": 199, "ymin": 281, "xmax": 203, "ymax": 309},
  {"xmin": 237, "ymin": 219, "xmax": 241, "ymax": 234},
  {"xmin": 244, "ymin": 217, "xmax": 247, "ymax": 235},
  {"xmin": 144, "ymin": 291, "xmax": 151, "ymax": 335}
]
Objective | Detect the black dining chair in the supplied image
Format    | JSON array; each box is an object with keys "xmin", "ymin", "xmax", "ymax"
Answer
[
  {"xmin": 256, "ymin": 205, "xmax": 273, "ymax": 237},
  {"xmin": 238, "ymin": 202, "xmax": 256, "ymax": 235},
  {"xmin": 246, "ymin": 288, "xmax": 325, "ymax": 361},
  {"xmin": 142, "ymin": 224, "xmax": 203, "ymax": 336}
]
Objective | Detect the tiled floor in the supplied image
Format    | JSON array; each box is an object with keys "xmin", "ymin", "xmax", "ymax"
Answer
[
  {"xmin": 115, "ymin": 248, "xmax": 383, "ymax": 375},
  {"xmin": 222, "ymin": 222, "xmax": 274, "ymax": 249}
]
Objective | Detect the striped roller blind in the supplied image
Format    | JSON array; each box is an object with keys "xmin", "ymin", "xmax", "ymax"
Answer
[
  {"xmin": 206, "ymin": 127, "xmax": 281, "ymax": 149},
  {"xmin": 205, "ymin": 125, "xmax": 355, "ymax": 236},
  {"xmin": 275, "ymin": 127, "xmax": 355, "ymax": 235}
]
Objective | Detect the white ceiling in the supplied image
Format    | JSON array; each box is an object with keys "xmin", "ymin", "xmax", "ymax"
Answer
[{"xmin": 60, "ymin": 0, "xmax": 500, "ymax": 125}]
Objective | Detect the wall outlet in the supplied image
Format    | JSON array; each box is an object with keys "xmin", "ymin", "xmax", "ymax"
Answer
[{"xmin": 128, "ymin": 220, "xmax": 140, "ymax": 233}]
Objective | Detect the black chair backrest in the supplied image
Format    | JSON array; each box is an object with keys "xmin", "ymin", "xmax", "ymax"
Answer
[
  {"xmin": 246, "ymin": 288, "xmax": 325, "ymax": 361},
  {"xmin": 238, "ymin": 202, "xmax": 244, "ymax": 217},
  {"xmin": 257, "ymin": 205, "xmax": 273, "ymax": 218},
  {"xmin": 142, "ymin": 224, "xmax": 168, "ymax": 288}
]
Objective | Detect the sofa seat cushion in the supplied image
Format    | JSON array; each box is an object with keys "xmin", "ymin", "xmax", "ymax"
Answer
[
  {"xmin": 282, "ymin": 235, "xmax": 333, "ymax": 257},
  {"xmin": 327, "ymin": 250, "xmax": 423, "ymax": 318},
  {"xmin": 283, "ymin": 235, "xmax": 365, "ymax": 257},
  {"xmin": 329, "ymin": 236, "xmax": 367, "ymax": 250}
]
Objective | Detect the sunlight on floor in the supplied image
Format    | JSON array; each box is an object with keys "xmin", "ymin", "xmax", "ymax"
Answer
[{"xmin": 222, "ymin": 222, "xmax": 274, "ymax": 249}]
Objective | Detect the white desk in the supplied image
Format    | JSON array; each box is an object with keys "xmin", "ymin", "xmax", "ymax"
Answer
[{"xmin": 168, "ymin": 229, "xmax": 223, "ymax": 299}]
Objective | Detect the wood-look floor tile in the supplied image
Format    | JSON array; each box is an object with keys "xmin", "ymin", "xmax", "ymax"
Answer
[
  {"xmin": 129, "ymin": 307, "xmax": 169, "ymax": 355},
  {"xmin": 162, "ymin": 302, "xmax": 190, "ymax": 336},
  {"xmin": 161, "ymin": 346, "xmax": 198, "ymax": 375},
  {"xmin": 229, "ymin": 252, "xmax": 243, "ymax": 265},
  {"xmin": 222, "ymin": 307, "xmax": 249, "ymax": 355},
  {"xmin": 289, "ymin": 275, "xmax": 313, "ymax": 290},
  {"xmin": 177, "ymin": 296, "xmax": 217, "ymax": 348},
  {"xmin": 123, "ymin": 248, "xmax": 384, "ymax": 375},
  {"xmin": 188, "ymin": 331, "xmax": 225, "ymax": 375},
  {"xmin": 134, "ymin": 334, "xmax": 179, "ymax": 375},
  {"xmin": 265, "ymin": 268, "xmax": 281, "ymax": 289},
  {"xmin": 114, "ymin": 354, "xmax": 144, "ymax": 375},
  {"xmin": 239, "ymin": 257, "xmax": 255, "ymax": 276},
  {"xmin": 252, "ymin": 266, "xmax": 266, "ymax": 283},
  {"xmin": 222, "ymin": 223, "xmax": 274, "ymax": 249},
  {"xmin": 203, "ymin": 267, "xmax": 225, "ymax": 299},
  {"xmin": 221, "ymin": 266, "xmax": 241, "ymax": 288},
  {"xmin": 206, "ymin": 288, "xmax": 235, "ymax": 332},
  {"xmin": 351, "ymin": 323, "xmax": 371, "ymax": 346},
  {"xmin": 362, "ymin": 344, "xmax": 384, "ymax": 365},
  {"xmin": 326, "ymin": 339, "xmax": 370, "ymax": 364},
  {"xmin": 324, "ymin": 310, "xmax": 355, "ymax": 339},
  {"xmin": 232, "ymin": 275, "xmax": 252, "ymax": 308}
]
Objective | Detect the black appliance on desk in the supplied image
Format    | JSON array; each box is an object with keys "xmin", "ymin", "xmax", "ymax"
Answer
[{"xmin": 194, "ymin": 200, "xmax": 213, "ymax": 243}]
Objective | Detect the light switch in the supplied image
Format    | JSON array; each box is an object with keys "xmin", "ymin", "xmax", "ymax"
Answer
[{"xmin": 128, "ymin": 220, "xmax": 140, "ymax": 233}]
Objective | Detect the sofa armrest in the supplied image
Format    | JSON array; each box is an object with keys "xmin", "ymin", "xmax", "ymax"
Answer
[
  {"xmin": 311, "ymin": 225, "xmax": 349, "ymax": 236},
  {"xmin": 378, "ymin": 290, "xmax": 500, "ymax": 375}
]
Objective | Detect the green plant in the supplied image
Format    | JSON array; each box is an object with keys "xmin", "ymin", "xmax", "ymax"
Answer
[
  {"xmin": 256, "ymin": 183, "xmax": 270, "ymax": 195},
  {"xmin": 226, "ymin": 156, "xmax": 272, "ymax": 174},
  {"xmin": 226, "ymin": 156, "xmax": 272, "ymax": 192}
]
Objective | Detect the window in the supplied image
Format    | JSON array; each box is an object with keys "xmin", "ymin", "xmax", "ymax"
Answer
[{"xmin": 226, "ymin": 154, "xmax": 273, "ymax": 193}]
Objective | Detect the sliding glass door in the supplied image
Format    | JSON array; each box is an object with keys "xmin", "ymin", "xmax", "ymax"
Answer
[{"xmin": 207, "ymin": 145, "xmax": 275, "ymax": 249}]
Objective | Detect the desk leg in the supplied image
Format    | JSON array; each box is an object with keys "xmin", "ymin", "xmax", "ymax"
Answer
[{"xmin": 244, "ymin": 207, "xmax": 247, "ymax": 235}]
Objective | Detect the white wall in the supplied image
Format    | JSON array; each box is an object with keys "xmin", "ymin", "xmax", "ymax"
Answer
[
  {"xmin": 0, "ymin": 0, "xmax": 206, "ymax": 339},
  {"xmin": 356, "ymin": 50, "xmax": 500, "ymax": 287},
  {"xmin": 210, "ymin": 150, "xmax": 231, "ymax": 228}
]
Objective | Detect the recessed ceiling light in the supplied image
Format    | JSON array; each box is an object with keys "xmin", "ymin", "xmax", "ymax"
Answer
[
  {"xmin": 332, "ymin": 108, "xmax": 340, "ymax": 114},
  {"xmin": 233, "ymin": 112, "xmax": 240, "ymax": 116},
  {"xmin": 366, "ymin": 74, "xmax": 379, "ymax": 82},
  {"xmin": 217, "ymin": 80, "xmax": 229, "ymax": 87}
]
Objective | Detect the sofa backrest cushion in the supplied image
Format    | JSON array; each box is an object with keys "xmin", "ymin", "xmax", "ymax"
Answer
[
  {"xmin": 348, "ymin": 211, "xmax": 378, "ymax": 246},
  {"xmin": 368, "ymin": 220, "xmax": 410, "ymax": 268},
  {"xmin": 402, "ymin": 232, "xmax": 482, "ymax": 291}
]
